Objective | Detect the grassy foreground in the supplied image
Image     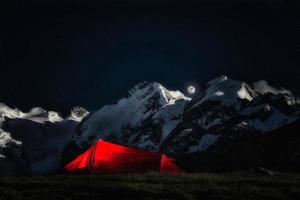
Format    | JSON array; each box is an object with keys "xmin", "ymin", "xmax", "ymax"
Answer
[{"xmin": 0, "ymin": 172, "xmax": 299, "ymax": 200}]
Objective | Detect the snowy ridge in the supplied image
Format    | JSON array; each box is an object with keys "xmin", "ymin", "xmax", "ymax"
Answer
[
  {"xmin": 0, "ymin": 104, "xmax": 64, "ymax": 124},
  {"xmin": 0, "ymin": 104, "xmax": 88, "ymax": 175},
  {"xmin": 128, "ymin": 81, "xmax": 190, "ymax": 106},
  {"xmin": 75, "ymin": 81, "xmax": 191, "ymax": 148},
  {"xmin": 161, "ymin": 76, "xmax": 300, "ymax": 155},
  {"xmin": 0, "ymin": 104, "xmax": 89, "ymax": 124},
  {"xmin": 74, "ymin": 77, "xmax": 300, "ymax": 156},
  {"xmin": 0, "ymin": 76, "xmax": 299, "ymax": 175},
  {"xmin": 192, "ymin": 75, "xmax": 257, "ymax": 108}
]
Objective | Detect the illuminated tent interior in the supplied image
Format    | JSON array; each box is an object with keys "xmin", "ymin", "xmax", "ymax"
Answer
[{"xmin": 64, "ymin": 139, "xmax": 183, "ymax": 173}]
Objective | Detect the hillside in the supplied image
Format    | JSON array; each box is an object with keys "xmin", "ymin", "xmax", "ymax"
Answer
[{"xmin": 0, "ymin": 172, "xmax": 299, "ymax": 200}]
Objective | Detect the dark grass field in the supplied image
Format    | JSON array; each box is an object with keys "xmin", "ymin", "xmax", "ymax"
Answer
[{"xmin": 0, "ymin": 171, "xmax": 299, "ymax": 200}]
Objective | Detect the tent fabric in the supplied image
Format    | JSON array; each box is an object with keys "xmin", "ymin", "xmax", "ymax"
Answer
[
  {"xmin": 64, "ymin": 145, "xmax": 93, "ymax": 172},
  {"xmin": 160, "ymin": 154, "xmax": 184, "ymax": 173},
  {"xmin": 64, "ymin": 139, "xmax": 183, "ymax": 173}
]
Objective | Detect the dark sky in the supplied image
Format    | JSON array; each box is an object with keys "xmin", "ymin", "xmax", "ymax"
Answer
[{"xmin": 1, "ymin": 0, "xmax": 299, "ymax": 115}]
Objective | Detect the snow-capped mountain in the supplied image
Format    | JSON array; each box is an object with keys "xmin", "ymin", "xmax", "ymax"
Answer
[
  {"xmin": 0, "ymin": 75, "xmax": 299, "ymax": 175},
  {"xmin": 73, "ymin": 76, "xmax": 300, "ymax": 157},
  {"xmin": 74, "ymin": 81, "xmax": 190, "ymax": 151},
  {"xmin": 161, "ymin": 75, "xmax": 300, "ymax": 155},
  {"xmin": 0, "ymin": 105, "xmax": 88, "ymax": 175}
]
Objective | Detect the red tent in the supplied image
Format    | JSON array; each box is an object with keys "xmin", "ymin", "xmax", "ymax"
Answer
[{"xmin": 64, "ymin": 139, "xmax": 183, "ymax": 173}]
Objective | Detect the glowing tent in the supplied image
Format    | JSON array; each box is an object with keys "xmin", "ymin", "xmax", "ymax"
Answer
[{"xmin": 64, "ymin": 139, "xmax": 183, "ymax": 173}]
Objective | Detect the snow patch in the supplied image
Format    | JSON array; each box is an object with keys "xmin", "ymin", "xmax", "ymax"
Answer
[
  {"xmin": 0, "ymin": 104, "xmax": 65, "ymax": 124},
  {"xmin": 0, "ymin": 130, "xmax": 22, "ymax": 148},
  {"xmin": 253, "ymin": 80, "xmax": 292, "ymax": 95},
  {"xmin": 192, "ymin": 76, "xmax": 256, "ymax": 108},
  {"xmin": 237, "ymin": 85, "xmax": 254, "ymax": 101},
  {"xmin": 68, "ymin": 107, "xmax": 89, "ymax": 122}
]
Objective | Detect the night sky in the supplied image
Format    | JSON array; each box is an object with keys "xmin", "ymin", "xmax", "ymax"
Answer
[{"xmin": 1, "ymin": 0, "xmax": 299, "ymax": 115}]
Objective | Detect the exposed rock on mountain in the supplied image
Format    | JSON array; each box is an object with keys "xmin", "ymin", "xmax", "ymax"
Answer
[
  {"xmin": 161, "ymin": 76, "xmax": 299, "ymax": 155},
  {"xmin": 74, "ymin": 76, "xmax": 300, "ymax": 158},
  {"xmin": 74, "ymin": 81, "xmax": 190, "ymax": 151},
  {"xmin": 0, "ymin": 75, "xmax": 299, "ymax": 175}
]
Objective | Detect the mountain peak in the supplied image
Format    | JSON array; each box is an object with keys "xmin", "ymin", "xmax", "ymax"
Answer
[
  {"xmin": 74, "ymin": 81, "xmax": 191, "ymax": 146},
  {"xmin": 207, "ymin": 75, "xmax": 228, "ymax": 86},
  {"xmin": 128, "ymin": 81, "xmax": 190, "ymax": 106},
  {"xmin": 68, "ymin": 107, "xmax": 89, "ymax": 122},
  {"xmin": 192, "ymin": 76, "xmax": 257, "ymax": 107}
]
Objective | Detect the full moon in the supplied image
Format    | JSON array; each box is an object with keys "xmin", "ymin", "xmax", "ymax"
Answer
[{"xmin": 187, "ymin": 85, "xmax": 196, "ymax": 94}]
